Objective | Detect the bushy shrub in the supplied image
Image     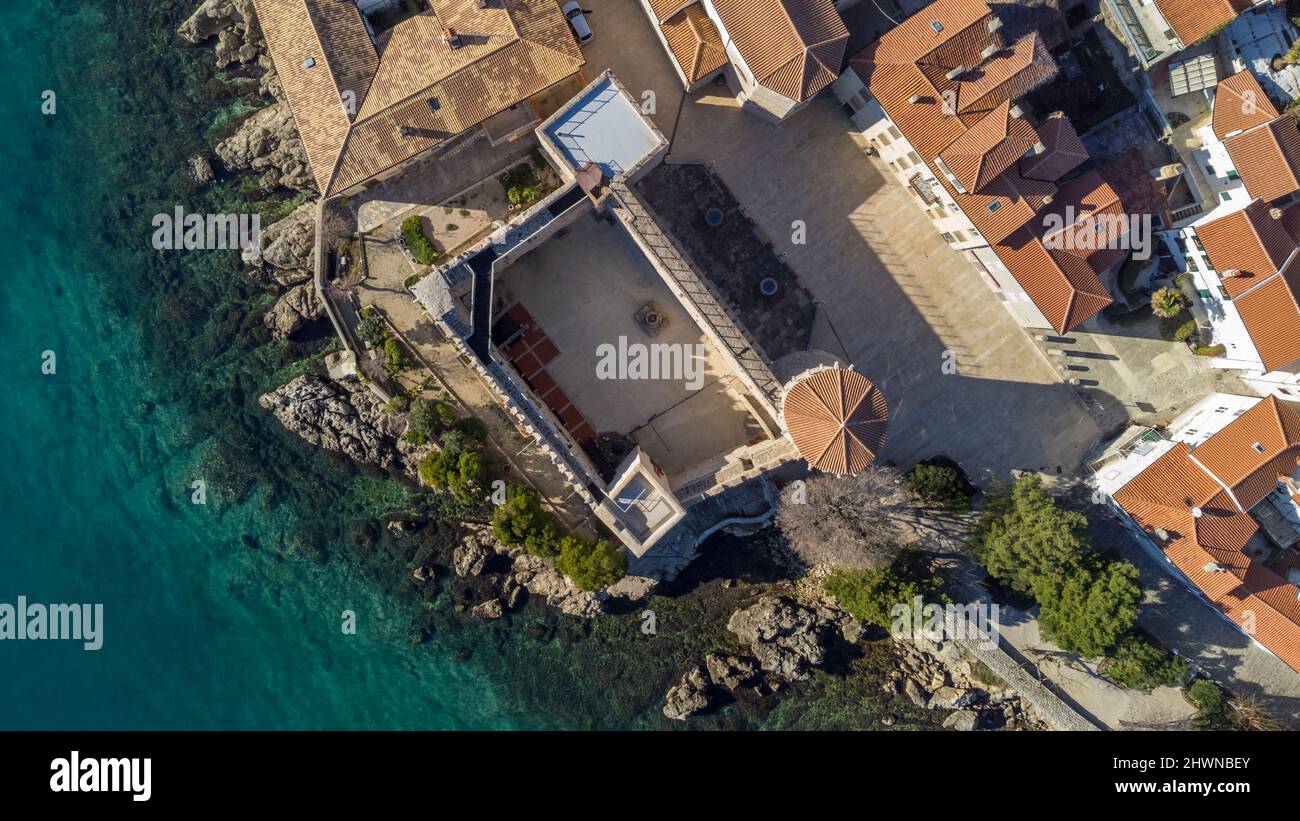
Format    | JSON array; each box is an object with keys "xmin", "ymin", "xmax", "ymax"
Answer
[
  {"xmin": 1193, "ymin": 344, "xmax": 1226, "ymax": 357},
  {"xmin": 555, "ymin": 536, "xmax": 627, "ymax": 591},
  {"xmin": 401, "ymin": 215, "xmax": 439, "ymax": 265},
  {"xmin": 456, "ymin": 416, "xmax": 488, "ymax": 442},
  {"xmin": 1159, "ymin": 310, "xmax": 1197, "ymax": 342},
  {"xmin": 1188, "ymin": 680, "xmax": 1233, "ymax": 729},
  {"xmin": 418, "ymin": 436, "xmax": 488, "ymax": 505},
  {"xmin": 358, "ymin": 313, "xmax": 388, "ymax": 348},
  {"xmin": 1105, "ymin": 630, "xmax": 1189, "ymax": 691},
  {"xmin": 406, "ymin": 398, "xmax": 456, "ymax": 444},
  {"xmin": 503, "ymin": 164, "xmax": 541, "ymax": 207},
  {"xmin": 904, "ymin": 459, "xmax": 974, "ymax": 510},
  {"xmin": 383, "ymin": 337, "xmax": 409, "ymax": 374},
  {"xmin": 823, "ymin": 550, "xmax": 947, "ymax": 628}
]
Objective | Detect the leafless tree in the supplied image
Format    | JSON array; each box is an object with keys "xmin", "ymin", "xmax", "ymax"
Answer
[{"xmin": 775, "ymin": 465, "xmax": 915, "ymax": 571}]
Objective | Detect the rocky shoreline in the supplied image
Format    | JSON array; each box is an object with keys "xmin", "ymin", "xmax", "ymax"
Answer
[{"xmin": 176, "ymin": 1, "xmax": 1047, "ymax": 730}]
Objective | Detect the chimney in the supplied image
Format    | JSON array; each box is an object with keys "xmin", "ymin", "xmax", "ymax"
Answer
[
  {"xmin": 986, "ymin": 16, "xmax": 1002, "ymax": 33},
  {"xmin": 1042, "ymin": 194, "xmax": 1053, "ymax": 205},
  {"xmin": 1220, "ymin": 268, "xmax": 1241, "ymax": 278},
  {"xmin": 1203, "ymin": 561, "xmax": 1224, "ymax": 573},
  {"xmin": 908, "ymin": 93, "xmax": 922, "ymax": 104},
  {"xmin": 1009, "ymin": 104, "xmax": 1024, "ymax": 118},
  {"xmin": 1270, "ymin": 207, "xmax": 1284, "ymax": 220},
  {"xmin": 980, "ymin": 44, "xmax": 997, "ymax": 60},
  {"xmin": 945, "ymin": 65, "xmax": 966, "ymax": 81},
  {"xmin": 442, "ymin": 27, "xmax": 463, "ymax": 49}
]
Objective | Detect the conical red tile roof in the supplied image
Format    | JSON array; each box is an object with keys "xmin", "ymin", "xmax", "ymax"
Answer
[{"xmin": 783, "ymin": 368, "xmax": 889, "ymax": 475}]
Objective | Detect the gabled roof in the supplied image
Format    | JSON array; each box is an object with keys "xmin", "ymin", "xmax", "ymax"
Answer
[
  {"xmin": 1020, "ymin": 111, "xmax": 1088, "ymax": 182},
  {"xmin": 710, "ymin": 0, "xmax": 848, "ymax": 103},
  {"xmin": 1224, "ymin": 116, "xmax": 1300, "ymax": 203},
  {"xmin": 1196, "ymin": 199, "xmax": 1295, "ymax": 297},
  {"xmin": 1153, "ymin": 0, "xmax": 1242, "ymax": 47},
  {"xmin": 253, "ymin": 0, "xmax": 584, "ymax": 196},
  {"xmin": 661, "ymin": 4, "xmax": 728, "ymax": 84},
  {"xmin": 937, "ymin": 100, "xmax": 1040, "ymax": 192},
  {"xmin": 1212, "ymin": 70, "xmax": 1278, "ymax": 140},
  {"xmin": 1232, "ymin": 262, "xmax": 1300, "ymax": 372},
  {"xmin": 1113, "ymin": 396, "xmax": 1300, "ymax": 672}
]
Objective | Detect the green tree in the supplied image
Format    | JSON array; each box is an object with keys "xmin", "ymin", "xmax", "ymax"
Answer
[
  {"xmin": 972, "ymin": 476, "xmax": 1142, "ymax": 658},
  {"xmin": 823, "ymin": 550, "xmax": 948, "ymax": 627},
  {"xmin": 491, "ymin": 485, "xmax": 561, "ymax": 557},
  {"xmin": 383, "ymin": 337, "xmax": 409, "ymax": 374},
  {"xmin": 555, "ymin": 536, "xmax": 627, "ymax": 591},
  {"xmin": 1188, "ymin": 679, "xmax": 1233, "ymax": 729},
  {"xmin": 970, "ymin": 476, "xmax": 1092, "ymax": 595},
  {"xmin": 1151, "ymin": 287, "xmax": 1187, "ymax": 319},
  {"xmin": 401, "ymin": 215, "xmax": 439, "ymax": 265},
  {"xmin": 1105, "ymin": 631, "xmax": 1189, "ymax": 691},
  {"xmin": 1037, "ymin": 560, "xmax": 1141, "ymax": 657}
]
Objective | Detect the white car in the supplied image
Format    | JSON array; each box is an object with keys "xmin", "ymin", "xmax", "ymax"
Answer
[{"xmin": 562, "ymin": 2, "xmax": 593, "ymax": 44}]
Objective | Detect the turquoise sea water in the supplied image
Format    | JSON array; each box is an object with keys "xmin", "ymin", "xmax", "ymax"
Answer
[{"xmin": 0, "ymin": 0, "xmax": 561, "ymax": 730}]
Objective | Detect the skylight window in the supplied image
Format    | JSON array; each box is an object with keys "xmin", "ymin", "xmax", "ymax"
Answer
[
  {"xmin": 1252, "ymin": 442, "xmax": 1266, "ymax": 454},
  {"xmin": 986, "ymin": 201, "xmax": 1001, "ymax": 213},
  {"xmin": 931, "ymin": 21, "xmax": 944, "ymax": 33}
]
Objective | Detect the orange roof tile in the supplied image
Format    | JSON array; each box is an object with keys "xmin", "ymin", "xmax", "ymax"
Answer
[
  {"xmin": 710, "ymin": 0, "xmax": 848, "ymax": 102},
  {"xmin": 1153, "ymin": 0, "xmax": 1241, "ymax": 47},
  {"xmin": 1196, "ymin": 199, "xmax": 1295, "ymax": 297},
  {"xmin": 1020, "ymin": 111, "xmax": 1088, "ymax": 182},
  {"xmin": 1212, "ymin": 70, "xmax": 1279, "ymax": 140},
  {"xmin": 1113, "ymin": 396, "xmax": 1300, "ymax": 671},
  {"xmin": 661, "ymin": 4, "xmax": 727, "ymax": 84},
  {"xmin": 1232, "ymin": 268, "xmax": 1300, "ymax": 372},
  {"xmin": 782, "ymin": 367, "xmax": 889, "ymax": 475},
  {"xmin": 937, "ymin": 100, "xmax": 1040, "ymax": 192},
  {"xmin": 1224, "ymin": 116, "xmax": 1300, "ymax": 203}
]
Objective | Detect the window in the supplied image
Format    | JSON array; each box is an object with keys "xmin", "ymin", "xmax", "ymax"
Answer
[
  {"xmin": 888, "ymin": 126, "xmax": 902, "ymax": 141},
  {"xmin": 877, "ymin": 128, "xmax": 892, "ymax": 145},
  {"xmin": 940, "ymin": 232, "xmax": 957, "ymax": 243},
  {"xmin": 986, "ymin": 201, "xmax": 1001, "ymax": 213},
  {"xmin": 1227, "ymin": 169, "xmax": 1240, "ymax": 180},
  {"xmin": 931, "ymin": 21, "xmax": 944, "ymax": 32},
  {"xmin": 906, "ymin": 151, "xmax": 921, "ymax": 165},
  {"xmin": 1220, "ymin": 191, "xmax": 1232, "ymax": 202}
]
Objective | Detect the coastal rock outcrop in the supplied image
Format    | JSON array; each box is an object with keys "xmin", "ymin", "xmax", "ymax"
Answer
[
  {"xmin": 189, "ymin": 154, "xmax": 216, "ymax": 185},
  {"xmin": 178, "ymin": 0, "xmax": 263, "ymax": 66},
  {"xmin": 256, "ymin": 200, "xmax": 316, "ymax": 285},
  {"xmin": 259, "ymin": 374, "xmax": 417, "ymax": 477},
  {"xmin": 216, "ymin": 101, "xmax": 316, "ymax": 194},
  {"xmin": 452, "ymin": 529, "xmax": 605, "ymax": 618},
  {"xmin": 663, "ymin": 665, "xmax": 713, "ymax": 721},
  {"xmin": 726, "ymin": 596, "xmax": 833, "ymax": 681},
  {"xmin": 263, "ymin": 281, "xmax": 323, "ymax": 339},
  {"xmin": 703, "ymin": 653, "xmax": 760, "ymax": 691}
]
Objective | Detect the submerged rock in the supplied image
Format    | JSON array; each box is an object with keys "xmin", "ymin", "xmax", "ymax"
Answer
[
  {"xmin": 471, "ymin": 599, "xmax": 504, "ymax": 621},
  {"xmin": 189, "ymin": 154, "xmax": 216, "ymax": 185},
  {"xmin": 703, "ymin": 653, "xmax": 760, "ymax": 691}
]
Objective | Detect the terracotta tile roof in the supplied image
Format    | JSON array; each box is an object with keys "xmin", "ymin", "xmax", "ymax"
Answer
[
  {"xmin": 710, "ymin": 0, "xmax": 848, "ymax": 102},
  {"xmin": 1113, "ymin": 397, "xmax": 1300, "ymax": 672},
  {"xmin": 1224, "ymin": 116, "xmax": 1300, "ymax": 203},
  {"xmin": 661, "ymin": 4, "xmax": 727, "ymax": 84},
  {"xmin": 257, "ymin": 0, "xmax": 373, "ymax": 192},
  {"xmin": 1196, "ymin": 199, "xmax": 1295, "ymax": 298},
  {"xmin": 253, "ymin": 0, "xmax": 584, "ymax": 196},
  {"xmin": 1212, "ymin": 70, "xmax": 1279, "ymax": 140},
  {"xmin": 850, "ymin": 0, "xmax": 1113, "ymax": 332},
  {"xmin": 937, "ymin": 100, "xmax": 1040, "ymax": 192},
  {"xmin": 1152, "ymin": 0, "xmax": 1240, "ymax": 47},
  {"xmin": 1020, "ymin": 111, "xmax": 1088, "ymax": 182},
  {"xmin": 994, "ymin": 227, "xmax": 1115, "ymax": 332},
  {"xmin": 1190, "ymin": 396, "xmax": 1300, "ymax": 509},
  {"xmin": 648, "ymin": 0, "xmax": 695, "ymax": 21},
  {"xmin": 782, "ymin": 367, "xmax": 888, "ymax": 475},
  {"xmin": 1232, "ymin": 267, "xmax": 1300, "ymax": 372}
]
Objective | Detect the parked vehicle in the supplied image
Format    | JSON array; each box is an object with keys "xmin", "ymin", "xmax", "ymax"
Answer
[{"xmin": 561, "ymin": 2, "xmax": 592, "ymax": 44}]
